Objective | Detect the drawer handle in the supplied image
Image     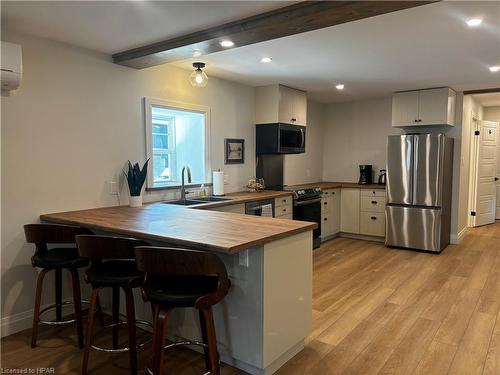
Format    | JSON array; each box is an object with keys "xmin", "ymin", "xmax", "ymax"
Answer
[
  {"xmin": 324, "ymin": 218, "xmax": 328, "ymax": 221},
  {"xmin": 371, "ymin": 216, "xmax": 377, "ymax": 220},
  {"xmin": 282, "ymin": 208, "xmax": 286, "ymax": 212},
  {"xmin": 283, "ymin": 199, "xmax": 287, "ymax": 203},
  {"xmin": 324, "ymin": 202, "xmax": 328, "ymax": 205},
  {"xmin": 371, "ymin": 201, "xmax": 377, "ymax": 204},
  {"xmin": 332, "ymin": 192, "xmax": 335, "ymax": 195}
]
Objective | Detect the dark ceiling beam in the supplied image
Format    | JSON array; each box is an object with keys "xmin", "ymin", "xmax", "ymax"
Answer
[
  {"xmin": 113, "ymin": 1, "xmax": 437, "ymax": 69},
  {"xmin": 463, "ymin": 88, "xmax": 500, "ymax": 95}
]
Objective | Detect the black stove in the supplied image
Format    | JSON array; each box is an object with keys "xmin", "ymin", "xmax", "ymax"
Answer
[{"xmin": 286, "ymin": 187, "xmax": 322, "ymax": 249}]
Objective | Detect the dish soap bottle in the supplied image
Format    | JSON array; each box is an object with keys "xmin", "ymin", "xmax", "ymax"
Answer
[{"xmin": 199, "ymin": 184, "xmax": 207, "ymax": 198}]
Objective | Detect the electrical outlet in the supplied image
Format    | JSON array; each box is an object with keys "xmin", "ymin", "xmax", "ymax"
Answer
[{"xmin": 109, "ymin": 181, "xmax": 118, "ymax": 195}]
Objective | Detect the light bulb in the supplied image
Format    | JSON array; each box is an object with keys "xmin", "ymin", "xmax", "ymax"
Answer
[
  {"xmin": 195, "ymin": 74, "xmax": 203, "ymax": 83},
  {"xmin": 336, "ymin": 84, "xmax": 345, "ymax": 90},
  {"xmin": 466, "ymin": 18, "xmax": 483, "ymax": 27}
]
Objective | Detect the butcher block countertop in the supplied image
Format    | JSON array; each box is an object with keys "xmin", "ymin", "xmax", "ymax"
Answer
[
  {"xmin": 40, "ymin": 201, "xmax": 315, "ymax": 255},
  {"xmin": 287, "ymin": 181, "xmax": 386, "ymax": 190}
]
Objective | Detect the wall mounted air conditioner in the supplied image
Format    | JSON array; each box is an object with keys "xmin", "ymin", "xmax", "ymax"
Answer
[{"xmin": 1, "ymin": 41, "xmax": 22, "ymax": 91}]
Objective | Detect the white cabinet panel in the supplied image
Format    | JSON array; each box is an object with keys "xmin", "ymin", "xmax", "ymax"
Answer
[
  {"xmin": 392, "ymin": 87, "xmax": 456, "ymax": 127},
  {"xmin": 418, "ymin": 88, "xmax": 456, "ymax": 126},
  {"xmin": 256, "ymin": 84, "xmax": 307, "ymax": 126},
  {"xmin": 275, "ymin": 205, "xmax": 292, "ymax": 217},
  {"xmin": 274, "ymin": 196, "xmax": 292, "ymax": 208},
  {"xmin": 392, "ymin": 91, "xmax": 419, "ymax": 127},
  {"xmin": 360, "ymin": 196, "xmax": 386, "ymax": 213},
  {"xmin": 331, "ymin": 189, "xmax": 340, "ymax": 234},
  {"xmin": 341, "ymin": 188, "xmax": 360, "ymax": 234},
  {"xmin": 360, "ymin": 212, "xmax": 385, "ymax": 237}
]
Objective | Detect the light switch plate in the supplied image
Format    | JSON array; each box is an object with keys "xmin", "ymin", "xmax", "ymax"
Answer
[{"xmin": 238, "ymin": 250, "xmax": 249, "ymax": 267}]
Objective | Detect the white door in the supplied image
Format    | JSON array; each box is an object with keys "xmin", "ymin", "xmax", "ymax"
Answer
[{"xmin": 473, "ymin": 120, "xmax": 499, "ymax": 226}]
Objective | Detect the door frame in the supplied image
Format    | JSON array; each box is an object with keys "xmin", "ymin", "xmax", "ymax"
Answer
[{"xmin": 467, "ymin": 112, "xmax": 480, "ymax": 227}]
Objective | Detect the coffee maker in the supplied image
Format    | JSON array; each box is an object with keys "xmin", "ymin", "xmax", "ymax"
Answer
[{"xmin": 359, "ymin": 165, "xmax": 373, "ymax": 185}]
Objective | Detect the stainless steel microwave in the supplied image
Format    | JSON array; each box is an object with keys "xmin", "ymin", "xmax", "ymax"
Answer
[{"xmin": 256, "ymin": 123, "xmax": 306, "ymax": 154}]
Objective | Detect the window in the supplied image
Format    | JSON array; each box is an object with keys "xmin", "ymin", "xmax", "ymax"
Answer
[{"xmin": 145, "ymin": 98, "xmax": 211, "ymax": 188}]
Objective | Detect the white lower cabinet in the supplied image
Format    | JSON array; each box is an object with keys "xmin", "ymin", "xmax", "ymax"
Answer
[
  {"xmin": 321, "ymin": 188, "xmax": 340, "ymax": 239},
  {"xmin": 340, "ymin": 188, "xmax": 360, "ymax": 234},
  {"xmin": 274, "ymin": 196, "xmax": 293, "ymax": 219},
  {"xmin": 340, "ymin": 188, "xmax": 386, "ymax": 238}
]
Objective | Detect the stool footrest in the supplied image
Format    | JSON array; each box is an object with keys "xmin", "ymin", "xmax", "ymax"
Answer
[
  {"xmin": 38, "ymin": 300, "xmax": 90, "ymax": 326},
  {"xmin": 90, "ymin": 320, "xmax": 152, "ymax": 353}
]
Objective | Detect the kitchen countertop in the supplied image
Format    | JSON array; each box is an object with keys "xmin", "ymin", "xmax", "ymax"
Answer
[
  {"xmin": 40, "ymin": 199, "xmax": 315, "ymax": 255},
  {"xmin": 287, "ymin": 181, "xmax": 386, "ymax": 190}
]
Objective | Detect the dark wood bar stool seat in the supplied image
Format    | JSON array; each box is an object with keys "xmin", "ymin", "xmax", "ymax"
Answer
[
  {"xmin": 24, "ymin": 223, "xmax": 93, "ymax": 349},
  {"xmin": 135, "ymin": 246, "xmax": 230, "ymax": 375},
  {"xmin": 76, "ymin": 235, "xmax": 151, "ymax": 375}
]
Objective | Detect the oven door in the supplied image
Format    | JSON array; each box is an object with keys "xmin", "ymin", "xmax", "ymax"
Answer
[
  {"xmin": 279, "ymin": 124, "xmax": 305, "ymax": 153},
  {"xmin": 293, "ymin": 197, "xmax": 321, "ymax": 248}
]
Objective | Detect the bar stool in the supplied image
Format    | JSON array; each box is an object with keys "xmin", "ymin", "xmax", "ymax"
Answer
[
  {"xmin": 24, "ymin": 223, "xmax": 93, "ymax": 349},
  {"xmin": 76, "ymin": 235, "xmax": 151, "ymax": 375},
  {"xmin": 134, "ymin": 246, "xmax": 230, "ymax": 375}
]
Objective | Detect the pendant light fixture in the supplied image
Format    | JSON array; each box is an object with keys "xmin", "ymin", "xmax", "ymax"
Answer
[{"xmin": 189, "ymin": 62, "xmax": 208, "ymax": 87}]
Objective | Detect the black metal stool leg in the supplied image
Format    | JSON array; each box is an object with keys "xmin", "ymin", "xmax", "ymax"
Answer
[
  {"xmin": 55, "ymin": 268, "xmax": 63, "ymax": 322},
  {"xmin": 70, "ymin": 268, "xmax": 84, "ymax": 348},
  {"xmin": 112, "ymin": 286, "xmax": 120, "ymax": 349},
  {"xmin": 82, "ymin": 288, "xmax": 100, "ymax": 375},
  {"xmin": 124, "ymin": 287, "xmax": 138, "ymax": 375},
  {"xmin": 31, "ymin": 269, "xmax": 49, "ymax": 348}
]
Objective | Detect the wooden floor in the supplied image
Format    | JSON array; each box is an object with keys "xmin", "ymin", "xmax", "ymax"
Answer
[{"xmin": 2, "ymin": 223, "xmax": 500, "ymax": 374}]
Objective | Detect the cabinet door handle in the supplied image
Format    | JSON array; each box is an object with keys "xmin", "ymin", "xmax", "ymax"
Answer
[
  {"xmin": 291, "ymin": 118, "xmax": 297, "ymax": 122},
  {"xmin": 283, "ymin": 199, "xmax": 287, "ymax": 203},
  {"xmin": 371, "ymin": 201, "xmax": 377, "ymax": 204},
  {"xmin": 371, "ymin": 216, "xmax": 377, "ymax": 220},
  {"xmin": 324, "ymin": 202, "xmax": 328, "ymax": 205},
  {"xmin": 414, "ymin": 119, "xmax": 418, "ymax": 122},
  {"xmin": 324, "ymin": 218, "xmax": 328, "ymax": 221},
  {"xmin": 282, "ymin": 208, "xmax": 286, "ymax": 212}
]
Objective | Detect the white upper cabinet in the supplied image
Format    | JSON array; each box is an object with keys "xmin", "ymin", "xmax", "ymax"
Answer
[
  {"xmin": 255, "ymin": 84, "xmax": 307, "ymax": 126},
  {"xmin": 392, "ymin": 87, "xmax": 456, "ymax": 127}
]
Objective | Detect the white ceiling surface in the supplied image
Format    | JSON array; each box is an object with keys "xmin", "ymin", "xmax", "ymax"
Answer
[
  {"xmin": 472, "ymin": 92, "xmax": 500, "ymax": 107},
  {"xmin": 0, "ymin": 1, "xmax": 289, "ymax": 53},
  {"xmin": 2, "ymin": 1, "xmax": 500, "ymax": 103}
]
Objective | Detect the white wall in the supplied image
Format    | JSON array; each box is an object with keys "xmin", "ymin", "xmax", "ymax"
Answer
[
  {"xmin": 283, "ymin": 100, "xmax": 324, "ymax": 186},
  {"xmin": 0, "ymin": 32, "xmax": 257, "ymax": 332},
  {"xmin": 484, "ymin": 106, "xmax": 500, "ymax": 122},
  {"xmin": 321, "ymin": 97, "xmax": 401, "ymax": 183}
]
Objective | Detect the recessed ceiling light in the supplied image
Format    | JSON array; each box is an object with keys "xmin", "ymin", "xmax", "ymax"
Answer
[
  {"xmin": 261, "ymin": 57, "xmax": 272, "ymax": 63},
  {"xmin": 336, "ymin": 84, "xmax": 345, "ymax": 90},
  {"xmin": 220, "ymin": 40, "xmax": 234, "ymax": 48},
  {"xmin": 466, "ymin": 18, "xmax": 483, "ymax": 27},
  {"xmin": 489, "ymin": 66, "xmax": 500, "ymax": 72}
]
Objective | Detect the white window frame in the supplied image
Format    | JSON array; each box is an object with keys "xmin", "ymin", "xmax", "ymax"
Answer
[{"xmin": 144, "ymin": 97, "xmax": 211, "ymax": 189}]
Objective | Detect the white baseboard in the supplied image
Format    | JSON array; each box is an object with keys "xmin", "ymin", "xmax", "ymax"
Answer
[
  {"xmin": 1, "ymin": 308, "xmax": 34, "ymax": 338},
  {"xmin": 1, "ymin": 299, "xmax": 73, "ymax": 338},
  {"xmin": 450, "ymin": 227, "xmax": 468, "ymax": 244}
]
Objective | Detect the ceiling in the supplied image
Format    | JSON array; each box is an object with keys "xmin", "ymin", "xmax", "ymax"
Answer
[
  {"xmin": 2, "ymin": 1, "xmax": 500, "ymax": 103},
  {"xmin": 471, "ymin": 92, "xmax": 500, "ymax": 107}
]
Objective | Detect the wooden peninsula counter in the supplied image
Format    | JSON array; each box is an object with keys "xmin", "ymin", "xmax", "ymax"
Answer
[{"xmin": 41, "ymin": 200, "xmax": 316, "ymax": 375}]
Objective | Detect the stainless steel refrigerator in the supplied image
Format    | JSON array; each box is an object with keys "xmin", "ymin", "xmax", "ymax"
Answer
[{"xmin": 385, "ymin": 134, "xmax": 454, "ymax": 252}]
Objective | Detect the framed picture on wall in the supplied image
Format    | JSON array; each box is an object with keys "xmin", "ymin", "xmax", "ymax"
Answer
[{"xmin": 224, "ymin": 138, "xmax": 245, "ymax": 164}]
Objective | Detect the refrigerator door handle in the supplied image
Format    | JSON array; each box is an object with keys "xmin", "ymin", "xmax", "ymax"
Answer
[{"xmin": 412, "ymin": 135, "xmax": 418, "ymax": 205}]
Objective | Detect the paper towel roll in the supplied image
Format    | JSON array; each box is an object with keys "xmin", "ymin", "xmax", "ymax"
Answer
[{"xmin": 212, "ymin": 171, "xmax": 225, "ymax": 196}]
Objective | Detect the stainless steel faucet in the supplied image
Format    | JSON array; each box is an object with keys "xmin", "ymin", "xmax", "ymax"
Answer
[{"xmin": 181, "ymin": 165, "xmax": 192, "ymax": 200}]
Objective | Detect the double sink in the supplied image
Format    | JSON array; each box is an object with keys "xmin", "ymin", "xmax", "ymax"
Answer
[{"xmin": 164, "ymin": 196, "xmax": 231, "ymax": 206}]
